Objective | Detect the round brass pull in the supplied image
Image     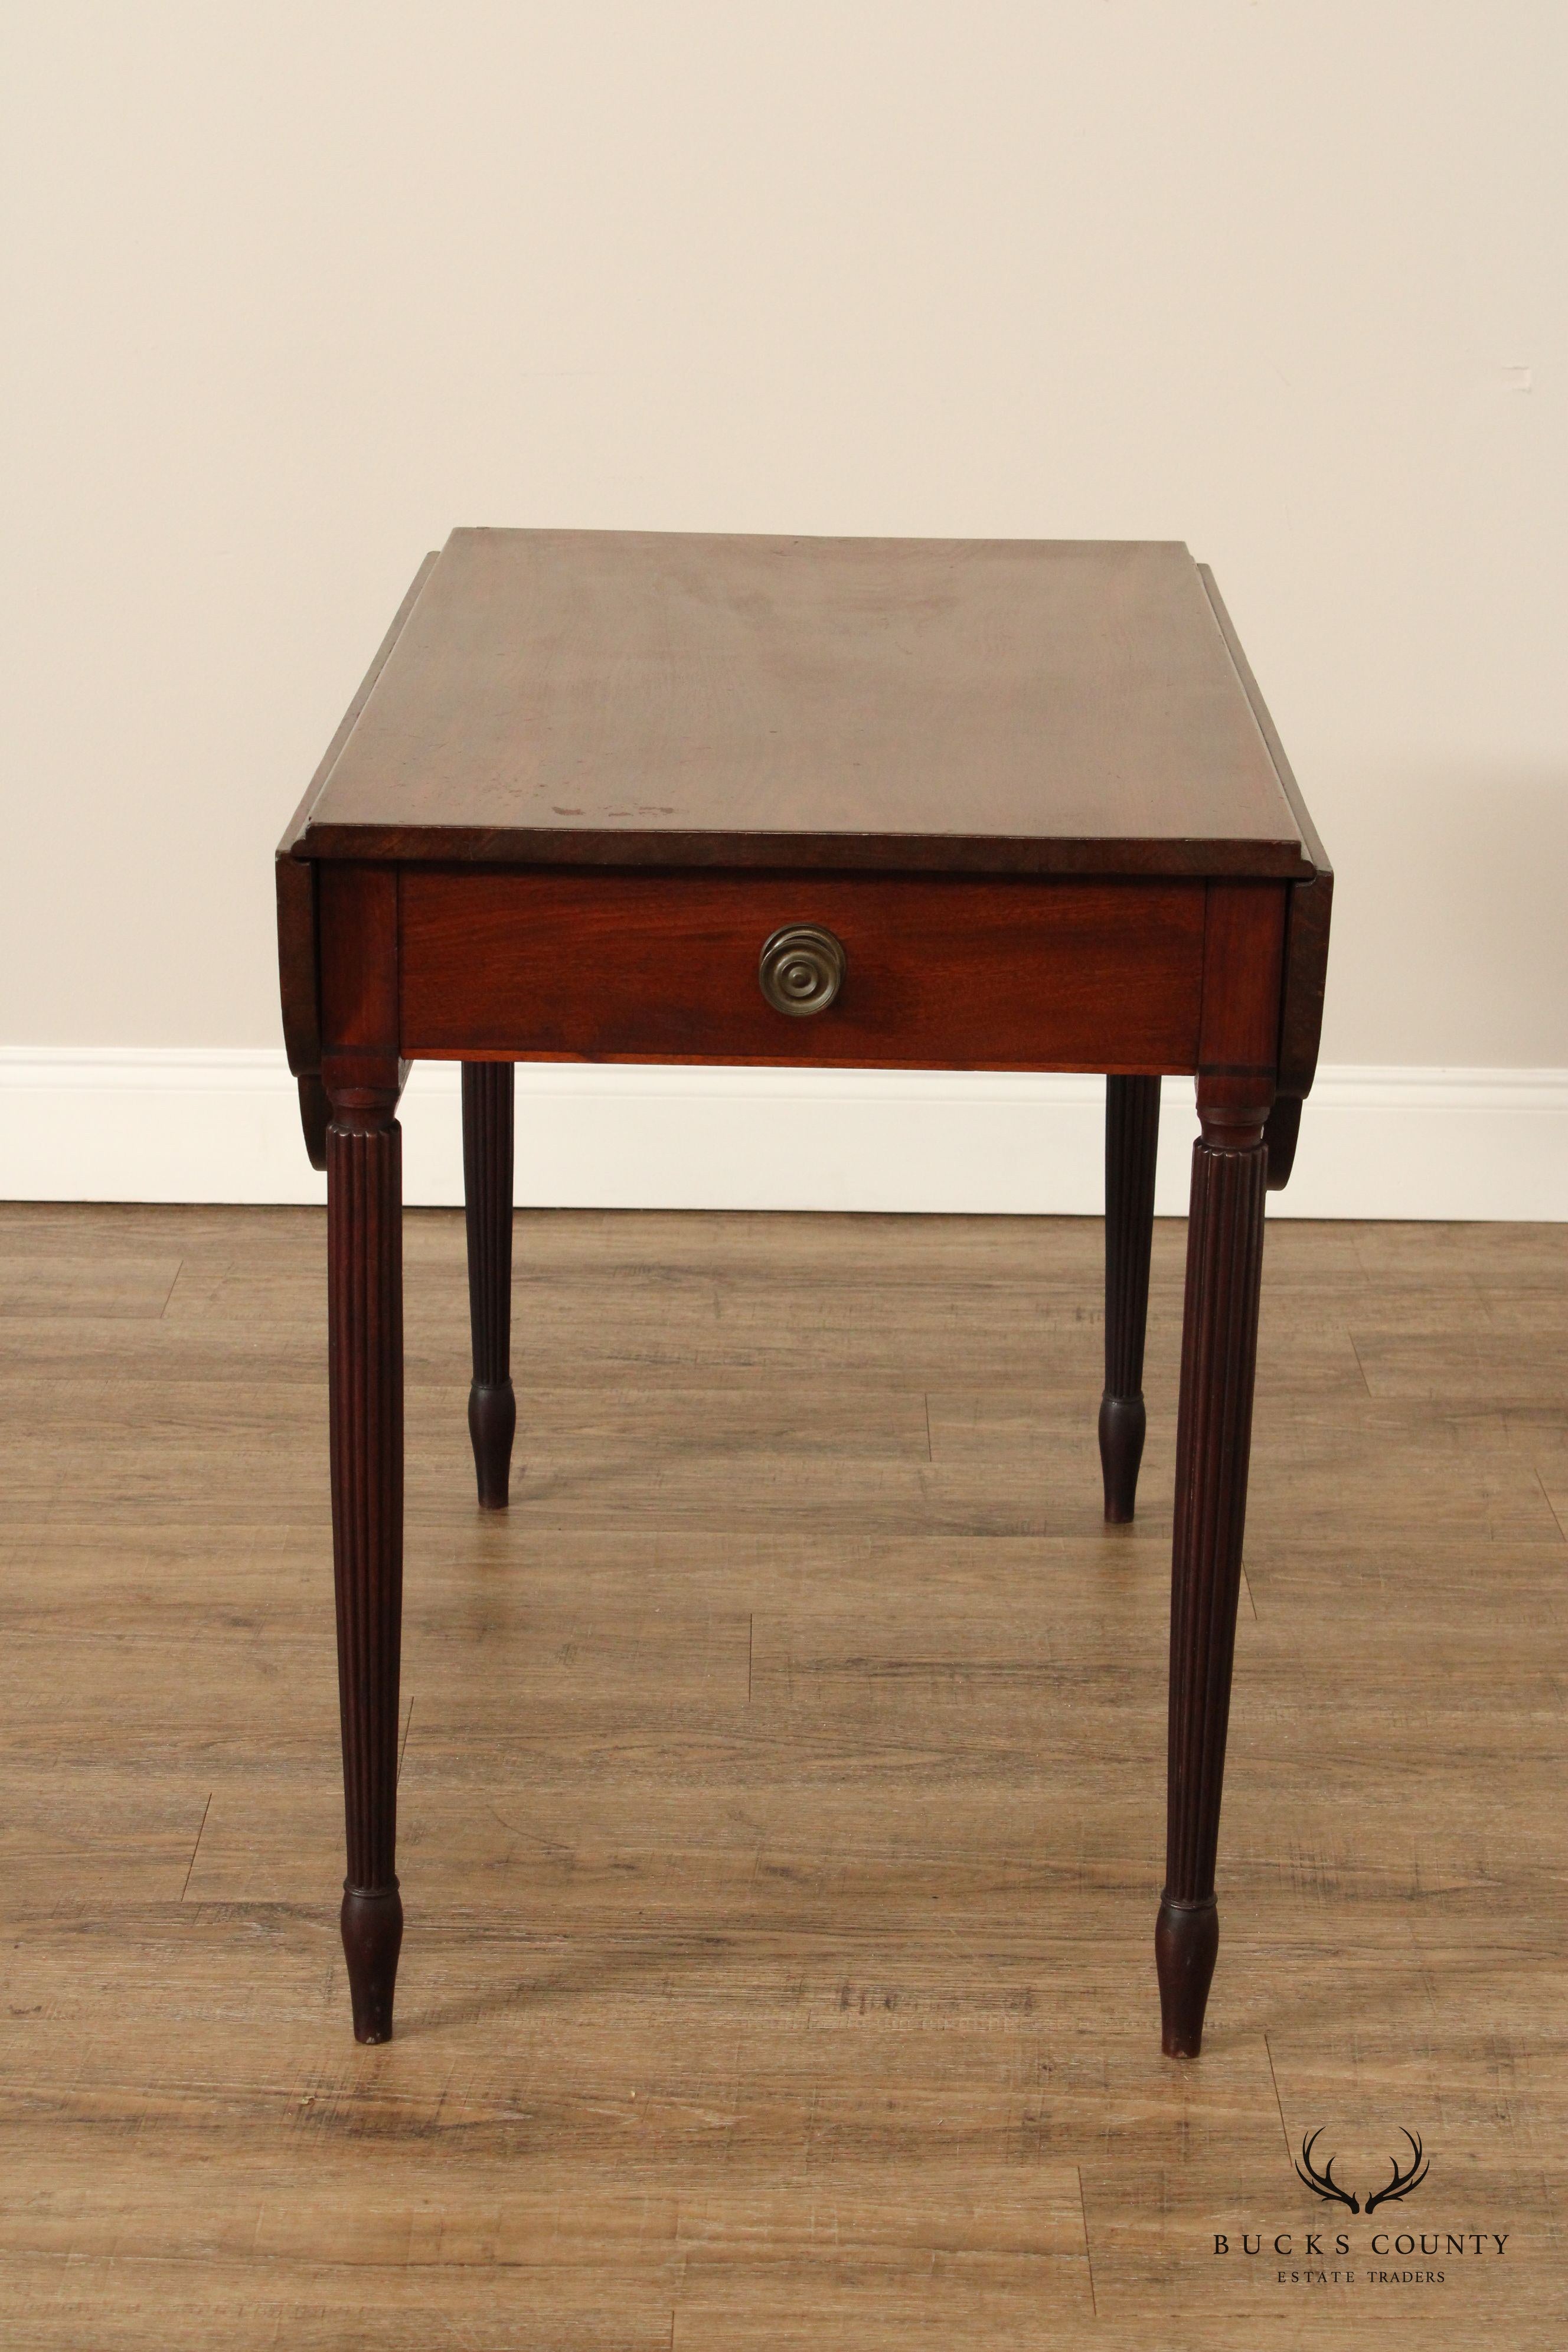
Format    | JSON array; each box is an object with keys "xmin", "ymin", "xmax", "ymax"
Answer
[{"xmin": 758, "ymin": 923, "xmax": 845, "ymax": 1018}]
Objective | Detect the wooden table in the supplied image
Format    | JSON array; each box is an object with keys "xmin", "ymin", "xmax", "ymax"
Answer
[{"xmin": 276, "ymin": 530, "xmax": 1331, "ymax": 2059}]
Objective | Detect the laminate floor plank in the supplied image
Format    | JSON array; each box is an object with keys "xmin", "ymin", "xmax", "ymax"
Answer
[{"xmin": 0, "ymin": 1256, "xmax": 183, "ymax": 1319}]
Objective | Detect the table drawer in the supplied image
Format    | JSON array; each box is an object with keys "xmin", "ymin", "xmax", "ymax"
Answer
[{"xmin": 398, "ymin": 869, "xmax": 1205, "ymax": 1070}]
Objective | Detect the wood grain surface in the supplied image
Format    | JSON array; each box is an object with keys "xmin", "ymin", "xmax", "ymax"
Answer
[
  {"xmin": 1, "ymin": 1203, "xmax": 1563, "ymax": 2347},
  {"xmin": 399, "ymin": 870, "xmax": 1208, "ymax": 1069},
  {"xmin": 289, "ymin": 531, "xmax": 1314, "ymax": 878}
]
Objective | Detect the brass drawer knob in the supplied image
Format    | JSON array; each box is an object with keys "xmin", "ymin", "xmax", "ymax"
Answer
[{"xmin": 759, "ymin": 923, "xmax": 845, "ymax": 1017}]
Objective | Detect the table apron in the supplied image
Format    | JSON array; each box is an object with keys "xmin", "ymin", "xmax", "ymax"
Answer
[{"xmin": 396, "ymin": 868, "xmax": 1211, "ymax": 1072}]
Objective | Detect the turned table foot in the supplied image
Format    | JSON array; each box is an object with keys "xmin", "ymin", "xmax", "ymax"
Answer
[
  {"xmin": 462, "ymin": 1061, "xmax": 517, "ymax": 1509},
  {"xmin": 1099, "ymin": 1074, "xmax": 1161, "ymax": 1522}
]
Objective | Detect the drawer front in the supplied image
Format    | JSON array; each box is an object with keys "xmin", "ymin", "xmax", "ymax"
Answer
[{"xmin": 398, "ymin": 870, "xmax": 1205, "ymax": 1070}]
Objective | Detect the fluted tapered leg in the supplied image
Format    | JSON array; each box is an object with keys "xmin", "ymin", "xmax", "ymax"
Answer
[
  {"xmin": 327, "ymin": 1106, "xmax": 404, "ymax": 2043},
  {"xmin": 1157, "ymin": 1119, "xmax": 1268, "ymax": 2059},
  {"xmin": 462, "ymin": 1063, "xmax": 517, "ymax": 1509},
  {"xmin": 1100, "ymin": 1075, "xmax": 1161, "ymax": 1521}
]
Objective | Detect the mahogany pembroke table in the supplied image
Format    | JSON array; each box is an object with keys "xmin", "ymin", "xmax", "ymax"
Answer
[{"xmin": 275, "ymin": 530, "xmax": 1332, "ymax": 2057}]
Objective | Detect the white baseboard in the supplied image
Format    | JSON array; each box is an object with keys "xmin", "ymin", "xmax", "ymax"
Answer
[{"xmin": 0, "ymin": 1048, "xmax": 1562, "ymax": 1220}]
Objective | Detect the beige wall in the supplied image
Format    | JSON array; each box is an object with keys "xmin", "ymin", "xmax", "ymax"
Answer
[{"xmin": 2, "ymin": 1, "xmax": 1563, "ymax": 1066}]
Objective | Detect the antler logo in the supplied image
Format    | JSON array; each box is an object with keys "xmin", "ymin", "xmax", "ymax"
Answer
[
  {"xmin": 1295, "ymin": 2128, "xmax": 1361, "ymax": 2212},
  {"xmin": 1295, "ymin": 2128, "xmax": 1429, "ymax": 2216},
  {"xmin": 1364, "ymin": 2130, "xmax": 1429, "ymax": 2213}
]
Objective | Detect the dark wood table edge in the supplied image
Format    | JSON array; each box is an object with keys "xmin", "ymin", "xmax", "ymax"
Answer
[
  {"xmin": 292, "ymin": 824, "xmax": 1315, "ymax": 878},
  {"xmin": 1197, "ymin": 566, "xmax": 1333, "ymax": 1184},
  {"xmin": 276, "ymin": 554, "xmax": 440, "ymax": 1167}
]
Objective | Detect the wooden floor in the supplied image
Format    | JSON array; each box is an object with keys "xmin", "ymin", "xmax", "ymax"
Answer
[{"xmin": 1, "ymin": 1202, "xmax": 1565, "ymax": 2348}]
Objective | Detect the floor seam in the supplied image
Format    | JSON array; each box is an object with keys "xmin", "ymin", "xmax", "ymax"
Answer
[
  {"xmin": 179, "ymin": 1792, "xmax": 213, "ymax": 1903},
  {"xmin": 1077, "ymin": 2163, "xmax": 1098, "ymax": 2318},
  {"xmin": 1263, "ymin": 2029, "xmax": 1293, "ymax": 2165}
]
